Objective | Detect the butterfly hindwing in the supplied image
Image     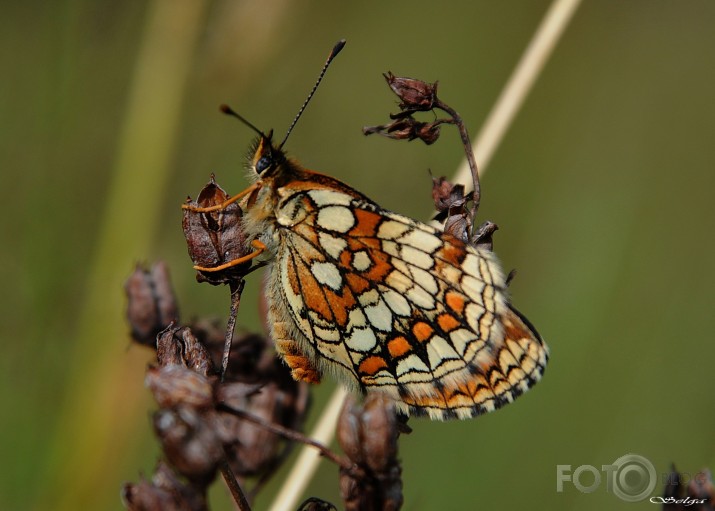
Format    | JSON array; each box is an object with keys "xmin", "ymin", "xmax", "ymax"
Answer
[{"xmin": 270, "ymin": 186, "xmax": 548, "ymax": 419}]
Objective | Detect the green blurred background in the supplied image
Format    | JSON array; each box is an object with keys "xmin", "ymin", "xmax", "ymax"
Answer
[{"xmin": 3, "ymin": 1, "xmax": 714, "ymax": 510}]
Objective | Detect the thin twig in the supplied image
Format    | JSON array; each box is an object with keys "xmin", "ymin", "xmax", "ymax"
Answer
[
  {"xmin": 222, "ymin": 279, "xmax": 245, "ymax": 380},
  {"xmin": 434, "ymin": 98, "xmax": 481, "ymax": 233},
  {"xmin": 217, "ymin": 403, "xmax": 353, "ymax": 470},
  {"xmin": 219, "ymin": 458, "xmax": 252, "ymax": 511},
  {"xmin": 267, "ymin": 2, "xmax": 582, "ymax": 511}
]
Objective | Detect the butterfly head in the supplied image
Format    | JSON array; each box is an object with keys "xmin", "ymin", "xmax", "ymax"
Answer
[{"xmin": 248, "ymin": 130, "xmax": 288, "ymax": 177}]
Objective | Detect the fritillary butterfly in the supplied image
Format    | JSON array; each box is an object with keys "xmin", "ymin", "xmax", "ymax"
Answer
[{"xmin": 184, "ymin": 41, "xmax": 548, "ymax": 420}]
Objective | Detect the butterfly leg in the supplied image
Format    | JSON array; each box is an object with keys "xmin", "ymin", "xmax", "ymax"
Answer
[
  {"xmin": 181, "ymin": 182, "xmax": 261, "ymax": 213},
  {"xmin": 193, "ymin": 239, "xmax": 266, "ymax": 272},
  {"xmin": 272, "ymin": 320, "xmax": 322, "ymax": 384}
]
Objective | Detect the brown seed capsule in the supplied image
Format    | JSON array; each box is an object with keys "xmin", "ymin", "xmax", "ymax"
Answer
[
  {"xmin": 215, "ymin": 358, "xmax": 311, "ymax": 479},
  {"xmin": 125, "ymin": 262, "xmax": 179, "ymax": 347},
  {"xmin": 362, "ymin": 118, "xmax": 441, "ymax": 145},
  {"xmin": 156, "ymin": 326, "xmax": 214, "ymax": 377},
  {"xmin": 153, "ymin": 407, "xmax": 224, "ymax": 486},
  {"xmin": 337, "ymin": 393, "xmax": 403, "ymax": 511},
  {"xmin": 297, "ymin": 497, "xmax": 338, "ymax": 511},
  {"xmin": 384, "ymin": 72, "xmax": 438, "ymax": 111},
  {"xmin": 121, "ymin": 461, "xmax": 207, "ymax": 511},
  {"xmin": 182, "ymin": 176, "xmax": 251, "ymax": 285},
  {"xmin": 146, "ymin": 366, "xmax": 214, "ymax": 410}
]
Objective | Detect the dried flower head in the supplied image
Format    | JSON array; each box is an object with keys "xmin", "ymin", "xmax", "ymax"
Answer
[
  {"xmin": 182, "ymin": 176, "xmax": 251, "ymax": 285},
  {"xmin": 125, "ymin": 262, "xmax": 179, "ymax": 346},
  {"xmin": 337, "ymin": 393, "xmax": 403, "ymax": 511},
  {"xmin": 121, "ymin": 461, "xmax": 207, "ymax": 511},
  {"xmin": 383, "ymin": 72, "xmax": 438, "ymax": 112}
]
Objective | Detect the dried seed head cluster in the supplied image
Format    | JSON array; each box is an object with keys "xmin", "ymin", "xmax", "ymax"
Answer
[
  {"xmin": 362, "ymin": 73, "xmax": 443, "ymax": 145},
  {"xmin": 365, "ymin": 72, "xmax": 486, "ymax": 239},
  {"xmin": 123, "ymin": 263, "xmax": 310, "ymax": 509}
]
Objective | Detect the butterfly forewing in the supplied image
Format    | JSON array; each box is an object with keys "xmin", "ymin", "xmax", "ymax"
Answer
[{"xmin": 265, "ymin": 182, "xmax": 548, "ymax": 420}]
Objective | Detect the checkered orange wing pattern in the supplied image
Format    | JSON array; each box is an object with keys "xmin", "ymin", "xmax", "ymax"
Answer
[
  {"xmin": 264, "ymin": 184, "xmax": 547, "ymax": 420},
  {"xmin": 232, "ymin": 132, "xmax": 549, "ymax": 420}
]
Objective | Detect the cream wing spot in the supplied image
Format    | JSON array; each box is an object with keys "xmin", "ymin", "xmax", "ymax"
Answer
[
  {"xmin": 308, "ymin": 189, "xmax": 353, "ymax": 206},
  {"xmin": 398, "ymin": 229, "xmax": 442, "ymax": 253},
  {"xmin": 311, "ymin": 261, "xmax": 343, "ymax": 290},
  {"xmin": 364, "ymin": 298, "xmax": 393, "ymax": 332},
  {"xmin": 381, "ymin": 240, "xmax": 400, "ymax": 258},
  {"xmin": 352, "ymin": 251, "xmax": 371, "ymax": 271},
  {"xmin": 426, "ymin": 336, "xmax": 460, "ymax": 369},
  {"xmin": 345, "ymin": 327, "xmax": 377, "ymax": 352},
  {"xmin": 357, "ymin": 288, "xmax": 380, "ymax": 306},
  {"xmin": 318, "ymin": 232, "xmax": 348, "ymax": 260},
  {"xmin": 401, "ymin": 245, "xmax": 434, "ymax": 269},
  {"xmin": 410, "ymin": 266, "xmax": 438, "ymax": 294},
  {"xmin": 386, "ymin": 269, "xmax": 411, "ymax": 293},
  {"xmin": 317, "ymin": 206, "xmax": 355, "ymax": 233},
  {"xmin": 449, "ymin": 328, "xmax": 478, "ymax": 356},
  {"xmin": 314, "ymin": 325, "xmax": 340, "ymax": 342},
  {"xmin": 377, "ymin": 219, "xmax": 411, "ymax": 240},
  {"xmin": 347, "ymin": 308, "xmax": 367, "ymax": 329},
  {"xmin": 396, "ymin": 354, "xmax": 430, "ymax": 376},
  {"xmin": 461, "ymin": 274, "xmax": 485, "ymax": 300},
  {"xmin": 381, "ymin": 288, "xmax": 411, "ymax": 316},
  {"xmin": 464, "ymin": 302, "xmax": 486, "ymax": 332},
  {"xmin": 462, "ymin": 253, "xmax": 483, "ymax": 279},
  {"xmin": 405, "ymin": 285, "xmax": 436, "ymax": 309}
]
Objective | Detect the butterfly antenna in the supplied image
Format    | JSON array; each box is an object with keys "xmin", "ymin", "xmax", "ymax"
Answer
[
  {"xmin": 279, "ymin": 39, "xmax": 346, "ymax": 149},
  {"xmin": 220, "ymin": 103, "xmax": 265, "ymax": 137}
]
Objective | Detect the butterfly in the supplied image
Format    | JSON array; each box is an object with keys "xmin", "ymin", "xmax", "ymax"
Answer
[{"xmin": 183, "ymin": 41, "xmax": 548, "ymax": 420}]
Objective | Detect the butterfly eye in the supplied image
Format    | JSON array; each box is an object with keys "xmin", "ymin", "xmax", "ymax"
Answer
[{"xmin": 255, "ymin": 155, "xmax": 272, "ymax": 174}]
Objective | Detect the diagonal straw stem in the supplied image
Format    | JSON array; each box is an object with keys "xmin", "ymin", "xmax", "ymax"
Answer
[{"xmin": 268, "ymin": 1, "xmax": 582, "ymax": 509}]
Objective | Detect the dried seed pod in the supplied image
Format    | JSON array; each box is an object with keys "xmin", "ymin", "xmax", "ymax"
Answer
[
  {"xmin": 153, "ymin": 407, "xmax": 224, "ymax": 486},
  {"xmin": 156, "ymin": 325, "xmax": 213, "ymax": 377},
  {"xmin": 182, "ymin": 177, "xmax": 251, "ymax": 285},
  {"xmin": 297, "ymin": 497, "xmax": 338, "ymax": 511},
  {"xmin": 384, "ymin": 72, "xmax": 437, "ymax": 111},
  {"xmin": 146, "ymin": 366, "xmax": 214, "ymax": 410},
  {"xmin": 215, "ymin": 357, "xmax": 311, "ymax": 479},
  {"xmin": 337, "ymin": 393, "xmax": 403, "ymax": 511},
  {"xmin": 121, "ymin": 461, "xmax": 207, "ymax": 511},
  {"xmin": 125, "ymin": 262, "xmax": 179, "ymax": 347},
  {"xmin": 471, "ymin": 221, "xmax": 498, "ymax": 252},
  {"xmin": 362, "ymin": 117, "xmax": 441, "ymax": 145}
]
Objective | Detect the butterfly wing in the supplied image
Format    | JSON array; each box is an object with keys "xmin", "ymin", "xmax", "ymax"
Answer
[{"xmin": 271, "ymin": 186, "xmax": 548, "ymax": 420}]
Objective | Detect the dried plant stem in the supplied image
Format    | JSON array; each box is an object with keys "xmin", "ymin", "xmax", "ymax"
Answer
[
  {"xmin": 268, "ymin": 2, "xmax": 581, "ymax": 509},
  {"xmin": 268, "ymin": 386, "xmax": 349, "ymax": 511},
  {"xmin": 218, "ymin": 403, "xmax": 352, "ymax": 469},
  {"xmin": 222, "ymin": 279, "xmax": 246, "ymax": 380},
  {"xmin": 219, "ymin": 459, "xmax": 251, "ymax": 511}
]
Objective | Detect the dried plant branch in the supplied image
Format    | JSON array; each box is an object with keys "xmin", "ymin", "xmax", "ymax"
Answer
[
  {"xmin": 217, "ymin": 403, "xmax": 353, "ymax": 470},
  {"xmin": 219, "ymin": 459, "xmax": 251, "ymax": 511},
  {"xmin": 222, "ymin": 280, "xmax": 246, "ymax": 380},
  {"xmin": 267, "ymin": 1, "xmax": 582, "ymax": 510}
]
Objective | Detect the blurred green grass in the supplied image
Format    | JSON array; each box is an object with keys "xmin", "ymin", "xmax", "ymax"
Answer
[{"xmin": 2, "ymin": 1, "xmax": 715, "ymax": 510}]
